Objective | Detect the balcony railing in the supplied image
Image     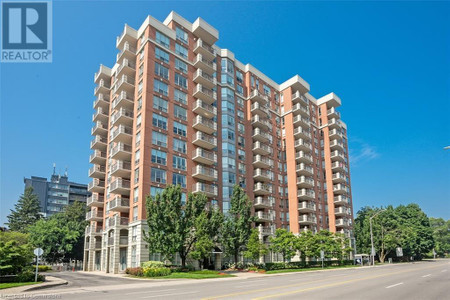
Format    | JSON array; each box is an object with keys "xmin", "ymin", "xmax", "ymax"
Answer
[
  {"xmin": 192, "ymin": 182, "xmax": 218, "ymax": 197},
  {"xmin": 292, "ymin": 91, "xmax": 309, "ymax": 105},
  {"xmin": 298, "ymin": 188, "xmax": 315, "ymax": 199},
  {"xmin": 192, "ymin": 148, "xmax": 217, "ymax": 165},
  {"xmin": 193, "ymin": 99, "xmax": 217, "ymax": 118}
]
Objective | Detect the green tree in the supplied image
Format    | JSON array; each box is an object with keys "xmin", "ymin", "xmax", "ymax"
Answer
[
  {"xmin": 296, "ymin": 230, "xmax": 316, "ymax": 263},
  {"xmin": 7, "ymin": 187, "xmax": 42, "ymax": 233},
  {"xmin": 60, "ymin": 201, "xmax": 88, "ymax": 261},
  {"xmin": 270, "ymin": 228, "xmax": 297, "ymax": 262},
  {"xmin": 0, "ymin": 232, "xmax": 33, "ymax": 275},
  {"xmin": 221, "ymin": 185, "xmax": 255, "ymax": 263},
  {"xmin": 244, "ymin": 229, "xmax": 268, "ymax": 262},
  {"xmin": 429, "ymin": 217, "xmax": 450, "ymax": 257}
]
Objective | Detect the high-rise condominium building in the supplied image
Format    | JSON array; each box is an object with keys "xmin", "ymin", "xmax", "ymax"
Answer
[{"xmin": 84, "ymin": 12, "xmax": 354, "ymax": 273}]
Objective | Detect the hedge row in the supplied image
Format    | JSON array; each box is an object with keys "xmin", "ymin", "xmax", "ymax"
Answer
[{"xmin": 264, "ymin": 260, "xmax": 354, "ymax": 271}]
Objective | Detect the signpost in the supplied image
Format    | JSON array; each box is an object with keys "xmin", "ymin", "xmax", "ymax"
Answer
[
  {"xmin": 34, "ymin": 248, "xmax": 43, "ymax": 282},
  {"xmin": 320, "ymin": 250, "xmax": 324, "ymax": 269}
]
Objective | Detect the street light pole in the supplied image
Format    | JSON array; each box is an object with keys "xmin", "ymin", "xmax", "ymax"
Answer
[{"xmin": 369, "ymin": 209, "xmax": 386, "ymax": 266}]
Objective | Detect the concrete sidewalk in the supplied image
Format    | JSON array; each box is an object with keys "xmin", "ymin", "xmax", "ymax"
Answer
[{"xmin": 0, "ymin": 275, "xmax": 68, "ymax": 295}]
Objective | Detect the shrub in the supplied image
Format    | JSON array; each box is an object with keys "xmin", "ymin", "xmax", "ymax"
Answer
[
  {"xmin": 32, "ymin": 265, "xmax": 52, "ymax": 272},
  {"xmin": 143, "ymin": 267, "xmax": 171, "ymax": 277},
  {"xmin": 141, "ymin": 261, "xmax": 165, "ymax": 269},
  {"xmin": 15, "ymin": 270, "xmax": 45, "ymax": 282},
  {"xmin": 125, "ymin": 267, "xmax": 143, "ymax": 276}
]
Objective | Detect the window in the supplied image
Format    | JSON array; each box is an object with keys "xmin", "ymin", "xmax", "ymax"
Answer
[
  {"xmin": 134, "ymin": 149, "xmax": 140, "ymax": 164},
  {"xmin": 222, "ymin": 115, "xmax": 235, "ymax": 127},
  {"xmin": 222, "ymin": 101, "xmax": 235, "ymax": 114},
  {"xmin": 175, "ymin": 73, "xmax": 187, "ymax": 89},
  {"xmin": 221, "ymin": 74, "xmax": 234, "ymax": 86},
  {"xmin": 151, "ymin": 149, "xmax": 167, "ymax": 165},
  {"xmin": 237, "ymin": 123, "xmax": 245, "ymax": 134},
  {"xmin": 136, "ymin": 114, "xmax": 142, "ymax": 129},
  {"xmin": 173, "ymin": 121, "xmax": 187, "ymax": 136},
  {"xmin": 221, "ymin": 58, "xmax": 234, "ymax": 74},
  {"xmin": 221, "ymin": 87, "xmax": 234, "ymax": 102},
  {"xmin": 154, "ymin": 63, "xmax": 169, "ymax": 80},
  {"xmin": 135, "ymin": 131, "xmax": 141, "ymax": 147},
  {"xmin": 236, "ymin": 85, "xmax": 244, "ymax": 95},
  {"xmin": 133, "ymin": 187, "xmax": 139, "ymax": 203},
  {"xmin": 138, "ymin": 64, "xmax": 144, "ymax": 77},
  {"xmin": 237, "ymin": 110, "xmax": 244, "ymax": 120},
  {"xmin": 173, "ymin": 155, "xmax": 186, "ymax": 170},
  {"xmin": 236, "ymin": 71, "xmax": 243, "ymax": 83},
  {"xmin": 175, "ymin": 58, "xmax": 188, "ymax": 73},
  {"xmin": 138, "ymin": 80, "xmax": 143, "ymax": 94},
  {"xmin": 237, "ymin": 97, "xmax": 244, "ymax": 107},
  {"xmin": 154, "ymin": 79, "xmax": 168, "ymax": 96},
  {"xmin": 174, "ymin": 105, "xmax": 187, "ymax": 121},
  {"xmin": 175, "ymin": 43, "xmax": 188, "ymax": 58},
  {"xmin": 152, "ymin": 113, "xmax": 167, "ymax": 130},
  {"xmin": 176, "ymin": 27, "xmax": 188, "ymax": 44},
  {"xmin": 153, "ymin": 96, "xmax": 168, "ymax": 113},
  {"xmin": 263, "ymin": 84, "xmax": 271, "ymax": 96},
  {"xmin": 155, "ymin": 31, "xmax": 170, "ymax": 48},
  {"xmin": 223, "ymin": 172, "xmax": 236, "ymax": 184},
  {"xmin": 152, "ymin": 131, "xmax": 167, "ymax": 147},
  {"xmin": 173, "ymin": 138, "xmax": 187, "ymax": 153},
  {"xmin": 238, "ymin": 149, "xmax": 245, "ymax": 160},
  {"xmin": 133, "ymin": 205, "xmax": 138, "ymax": 221},
  {"xmin": 222, "ymin": 157, "xmax": 236, "ymax": 170},
  {"xmin": 134, "ymin": 168, "xmax": 139, "ymax": 183},
  {"xmin": 137, "ymin": 97, "xmax": 142, "ymax": 111},
  {"xmin": 174, "ymin": 89, "xmax": 187, "ymax": 104},
  {"xmin": 172, "ymin": 173, "xmax": 186, "ymax": 188},
  {"xmin": 222, "ymin": 143, "xmax": 236, "ymax": 156},
  {"xmin": 155, "ymin": 47, "xmax": 169, "ymax": 63},
  {"xmin": 222, "ymin": 129, "xmax": 235, "ymax": 142},
  {"xmin": 150, "ymin": 186, "xmax": 164, "ymax": 197},
  {"xmin": 151, "ymin": 168, "xmax": 166, "ymax": 183},
  {"xmin": 238, "ymin": 136, "xmax": 245, "ymax": 147}
]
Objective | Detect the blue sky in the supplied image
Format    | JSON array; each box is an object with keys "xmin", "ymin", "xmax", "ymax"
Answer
[{"xmin": 1, "ymin": 1, "xmax": 449, "ymax": 225}]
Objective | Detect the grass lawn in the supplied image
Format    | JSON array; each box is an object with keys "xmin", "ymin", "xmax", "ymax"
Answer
[
  {"xmin": 129, "ymin": 270, "xmax": 234, "ymax": 280},
  {"xmin": 265, "ymin": 265, "xmax": 357, "ymax": 274},
  {"xmin": 0, "ymin": 282, "xmax": 41, "ymax": 290}
]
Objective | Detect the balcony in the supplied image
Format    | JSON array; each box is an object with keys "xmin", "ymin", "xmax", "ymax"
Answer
[
  {"xmin": 85, "ymin": 225, "xmax": 102, "ymax": 236},
  {"xmin": 93, "ymin": 93, "xmax": 110, "ymax": 111},
  {"xmin": 258, "ymin": 226, "xmax": 274, "ymax": 236},
  {"xmin": 253, "ymin": 168, "xmax": 271, "ymax": 182},
  {"xmin": 107, "ymin": 216, "xmax": 129, "ymax": 228},
  {"xmin": 193, "ymin": 115, "xmax": 217, "ymax": 134},
  {"xmin": 329, "ymin": 129, "xmax": 343, "ymax": 140},
  {"xmin": 252, "ymin": 141, "xmax": 272, "ymax": 156},
  {"xmin": 253, "ymin": 155, "xmax": 273, "ymax": 169},
  {"xmin": 333, "ymin": 184, "xmax": 348, "ymax": 195},
  {"xmin": 294, "ymin": 139, "xmax": 312, "ymax": 152},
  {"xmin": 109, "ymin": 196, "xmax": 130, "ymax": 212},
  {"xmin": 88, "ymin": 179, "xmax": 105, "ymax": 193},
  {"xmin": 87, "ymin": 194, "xmax": 104, "ymax": 207},
  {"xmin": 90, "ymin": 135, "xmax": 107, "ymax": 151},
  {"xmin": 298, "ymin": 188, "xmax": 315, "ymax": 200},
  {"xmin": 94, "ymin": 80, "xmax": 110, "ymax": 96},
  {"xmin": 335, "ymin": 218, "xmax": 349, "ymax": 227},
  {"xmin": 91, "ymin": 121, "xmax": 108, "ymax": 136},
  {"xmin": 86, "ymin": 209, "xmax": 103, "ymax": 222},
  {"xmin": 330, "ymin": 140, "xmax": 344, "ymax": 151},
  {"xmin": 113, "ymin": 75, "xmax": 135, "ymax": 94},
  {"xmin": 110, "ymin": 125, "xmax": 132, "ymax": 144},
  {"xmin": 110, "ymin": 160, "xmax": 131, "ymax": 177},
  {"xmin": 298, "ymin": 201, "xmax": 316, "ymax": 213},
  {"xmin": 89, "ymin": 164, "xmax": 106, "ymax": 178},
  {"xmin": 251, "ymin": 115, "xmax": 272, "ymax": 131},
  {"xmin": 331, "ymin": 161, "xmax": 347, "ymax": 172},
  {"xmin": 192, "ymin": 132, "xmax": 217, "ymax": 150},
  {"xmin": 116, "ymin": 59, "xmax": 136, "ymax": 78},
  {"xmin": 119, "ymin": 236, "xmax": 128, "ymax": 246},
  {"xmin": 192, "ymin": 182, "xmax": 218, "ymax": 197},
  {"xmin": 332, "ymin": 172, "xmax": 347, "ymax": 184},
  {"xmin": 193, "ymin": 99, "xmax": 217, "ymax": 119},
  {"xmin": 254, "ymin": 183, "xmax": 272, "ymax": 195},
  {"xmin": 112, "ymin": 91, "xmax": 134, "ymax": 110},
  {"xmin": 256, "ymin": 211, "xmax": 274, "ymax": 222},
  {"xmin": 89, "ymin": 150, "xmax": 106, "ymax": 164},
  {"xmin": 293, "ymin": 115, "xmax": 310, "ymax": 128},
  {"xmin": 295, "ymin": 151, "xmax": 313, "ymax": 164},
  {"xmin": 328, "ymin": 118, "xmax": 341, "ymax": 129},
  {"xmin": 327, "ymin": 107, "xmax": 341, "ymax": 119},
  {"xmin": 192, "ymin": 18, "xmax": 219, "ymax": 45},
  {"xmin": 249, "ymin": 89, "xmax": 269, "ymax": 105},
  {"xmin": 193, "ymin": 69, "xmax": 216, "ymax": 89},
  {"xmin": 297, "ymin": 176, "xmax": 314, "ymax": 188},
  {"xmin": 296, "ymin": 163, "xmax": 314, "ymax": 176},
  {"xmin": 293, "ymin": 126, "xmax": 311, "ymax": 140},
  {"xmin": 194, "ymin": 54, "xmax": 216, "ymax": 75},
  {"xmin": 252, "ymin": 128, "xmax": 271, "ymax": 143},
  {"xmin": 110, "ymin": 178, "xmax": 131, "ymax": 195},
  {"xmin": 254, "ymin": 197, "xmax": 272, "ymax": 209},
  {"xmin": 92, "ymin": 107, "xmax": 108, "ymax": 123},
  {"xmin": 334, "ymin": 195, "xmax": 351, "ymax": 206},
  {"xmin": 110, "ymin": 142, "xmax": 132, "ymax": 160},
  {"xmin": 251, "ymin": 102, "xmax": 270, "ymax": 117},
  {"xmin": 330, "ymin": 150, "xmax": 345, "ymax": 162},
  {"xmin": 292, "ymin": 91, "xmax": 309, "ymax": 106},
  {"xmin": 116, "ymin": 42, "xmax": 136, "ymax": 63},
  {"xmin": 192, "ymin": 148, "xmax": 217, "ymax": 165},
  {"xmin": 116, "ymin": 24, "xmax": 137, "ymax": 47},
  {"xmin": 292, "ymin": 103, "xmax": 310, "ymax": 117},
  {"xmin": 299, "ymin": 214, "xmax": 317, "ymax": 225},
  {"xmin": 193, "ymin": 84, "xmax": 217, "ymax": 105},
  {"xmin": 335, "ymin": 207, "xmax": 350, "ymax": 217},
  {"xmin": 111, "ymin": 108, "xmax": 134, "ymax": 127},
  {"xmin": 192, "ymin": 165, "xmax": 218, "ymax": 181},
  {"xmin": 193, "ymin": 39, "xmax": 216, "ymax": 60},
  {"xmin": 94, "ymin": 65, "xmax": 111, "ymax": 84}
]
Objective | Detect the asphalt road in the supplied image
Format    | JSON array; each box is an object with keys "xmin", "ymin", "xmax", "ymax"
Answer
[{"xmin": 9, "ymin": 260, "xmax": 449, "ymax": 300}]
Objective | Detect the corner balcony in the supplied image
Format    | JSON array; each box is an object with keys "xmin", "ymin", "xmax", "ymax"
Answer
[
  {"xmin": 92, "ymin": 107, "xmax": 108, "ymax": 123},
  {"xmin": 253, "ymin": 155, "xmax": 273, "ymax": 169},
  {"xmin": 251, "ymin": 115, "xmax": 272, "ymax": 131},
  {"xmin": 192, "ymin": 148, "xmax": 217, "ymax": 165},
  {"xmin": 253, "ymin": 168, "xmax": 271, "ymax": 182},
  {"xmin": 107, "ymin": 216, "xmax": 129, "ymax": 229},
  {"xmin": 192, "ymin": 182, "xmax": 218, "ymax": 197},
  {"xmin": 331, "ymin": 161, "xmax": 347, "ymax": 172},
  {"xmin": 329, "ymin": 128, "xmax": 343, "ymax": 140},
  {"xmin": 328, "ymin": 118, "xmax": 341, "ymax": 129},
  {"xmin": 299, "ymin": 214, "xmax": 317, "ymax": 225},
  {"xmin": 110, "ymin": 125, "xmax": 132, "ymax": 144},
  {"xmin": 252, "ymin": 128, "xmax": 271, "ymax": 143},
  {"xmin": 110, "ymin": 160, "xmax": 131, "ymax": 177},
  {"xmin": 194, "ymin": 54, "xmax": 216, "ymax": 75},
  {"xmin": 292, "ymin": 91, "xmax": 309, "ymax": 106},
  {"xmin": 254, "ymin": 183, "xmax": 272, "ymax": 195},
  {"xmin": 296, "ymin": 163, "xmax": 314, "ymax": 176},
  {"xmin": 292, "ymin": 103, "xmax": 310, "ymax": 117},
  {"xmin": 193, "ymin": 99, "xmax": 217, "ymax": 119},
  {"xmin": 91, "ymin": 121, "xmax": 108, "ymax": 136},
  {"xmin": 192, "ymin": 132, "xmax": 217, "ymax": 150},
  {"xmin": 330, "ymin": 140, "xmax": 344, "ymax": 151},
  {"xmin": 298, "ymin": 201, "xmax": 316, "ymax": 213},
  {"xmin": 252, "ymin": 141, "xmax": 272, "ymax": 156},
  {"xmin": 297, "ymin": 176, "xmax": 314, "ymax": 188},
  {"xmin": 249, "ymin": 89, "xmax": 269, "ymax": 105},
  {"xmin": 251, "ymin": 102, "xmax": 270, "ymax": 117},
  {"xmin": 298, "ymin": 188, "xmax": 315, "ymax": 200},
  {"xmin": 116, "ymin": 59, "xmax": 136, "ymax": 78},
  {"xmin": 114, "ymin": 75, "xmax": 135, "ymax": 94},
  {"xmin": 333, "ymin": 184, "xmax": 348, "ymax": 195},
  {"xmin": 89, "ymin": 150, "xmax": 106, "ymax": 164},
  {"xmin": 93, "ymin": 93, "xmax": 110, "ymax": 111},
  {"xmin": 258, "ymin": 226, "xmax": 274, "ymax": 236},
  {"xmin": 294, "ymin": 139, "xmax": 312, "ymax": 152},
  {"xmin": 87, "ymin": 193, "xmax": 104, "ymax": 207},
  {"xmin": 332, "ymin": 172, "xmax": 347, "ymax": 184},
  {"xmin": 193, "ymin": 39, "xmax": 216, "ymax": 61},
  {"xmin": 116, "ymin": 24, "xmax": 137, "ymax": 49},
  {"xmin": 110, "ymin": 178, "xmax": 131, "ymax": 195},
  {"xmin": 192, "ymin": 18, "xmax": 219, "ymax": 45},
  {"xmin": 90, "ymin": 135, "xmax": 107, "ymax": 151},
  {"xmin": 112, "ymin": 91, "xmax": 134, "ymax": 110},
  {"xmin": 88, "ymin": 179, "xmax": 105, "ymax": 193},
  {"xmin": 194, "ymin": 84, "xmax": 217, "ymax": 104},
  {"xmin": 256, "ymin": 211, "xmax": 274, "ymax": 222},
  {"xmin": 293, "ymin": 126, "xmax": 311, "ymax": 140},
  {"xmin": 295, "ymin": 151, "xmax": 313, "ymax": 164},
  {"xmin": 86, "ymin": 209, "xmax": 103, "ymax": 222},
  {"xmin": 110, "ymin": 142, "xmax": 132, "ymax": 160},
  {"xmin": 327, "ymin": 107, "xmax": 341, "ymax": 119},
  {"xmin": 193, "ymin": 115, "xmax": 217, "ymax": 134},
  {"xmin": 89, "ymin": 164, "xmax": 106, "ymax": 178},
  {"xmin": 330, "ymin": 150, "xmax": 346, "ymax": 162},
  {"xmin": 335, "ymin": 207, "xmax": 350, "ymax": 217},
  {"xmin": 193, "ymin": 69, "xmax": 216, "ymax": 89},
  {"xmin": 111, "ymin": 108, "xmax": 134, "ymax": 127},
  {"xmin": 335, "ymin": 218, "xmax": 350, "ymax": 228},
  {"xmin": 94, "ymin": 80, "xmax": 110, "ymax": 96},
  {"xmin": 94, "ymin": 65, "xmax": 111, "ymax": 84},
  {"xmin": 109, "ymin": 196, "xmax": 130, "ymax": 212},
  {"xmin": 293, "ymin": 115, "xmax": 311, "ymax": 128},
  {"xmin": 254, "ymin": 196, "xmax": 272, "ymax": 209},
  {"xmin": 192, "ymin": 165, "xmax": 218, "ymax": 182},
  {"xmin": 116, "ymin": 42, "xmax": 136, "ymax": 63},
  {"xmin": 334, "ymin": 195, "xmax": 351, "ymax": 206}
]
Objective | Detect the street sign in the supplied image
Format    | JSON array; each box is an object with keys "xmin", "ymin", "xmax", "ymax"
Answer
[
  {"xmin": 371, "ymin": 247, "xmax": 376, "ymax": 256},
  {"xmin": 320, "ymin": 250, "xmax": 324, "ymax": 259},
  {"xmin": 396, "ymin": 247, "xmax": 403, "ymax": 257},
  {"xmin": 34, "ymin": 248, "xmax": 43, "ymax": 256}
]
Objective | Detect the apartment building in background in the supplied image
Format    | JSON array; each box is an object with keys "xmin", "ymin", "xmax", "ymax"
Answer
[{"xmin": 84, "ymin": 11, "xmax": 354, "ymax": 273}]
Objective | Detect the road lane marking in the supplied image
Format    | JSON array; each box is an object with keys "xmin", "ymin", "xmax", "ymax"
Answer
[
  {"xmin": 235, "ymin": 283, "xmax": 266, "ymax": 288},
  {"xmin": 142, "ymin": 291, "xmax": 198, "ymax": 298},
  {"xmin": 126, "ymin": 289, "xmax": 175, "ymax": 295},
  {"xmin": 386, "ymin": 282, "xmax": 403, "ymax": 289},
  {"xmin": 422, "ymin": 274, "xmax": 431, "ymax": 278},
  {"xmin": 442, "ymin": 270, "xmax": 447, "ymax": 272}
]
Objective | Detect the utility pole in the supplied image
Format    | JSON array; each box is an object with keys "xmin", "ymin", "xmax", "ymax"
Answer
[{"xmin": 369, "ymin": 209, "xmax": 386, "ymax": 266}]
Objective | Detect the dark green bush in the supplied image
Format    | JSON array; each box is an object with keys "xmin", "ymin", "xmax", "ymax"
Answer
[
  {"xmin": 15, "ymin": 270, "xmax": 45, "ymax": 282},
  {"xmin": 32, "ymin": 265, "xmax": 52, "ymax": 272},
  {"xmin": 143, "ymin": 267, "xmax": 171, "ymax": 277},
  {"xmin": 141, "ymin": 261, "xmax": 165, "ymax": 269}
]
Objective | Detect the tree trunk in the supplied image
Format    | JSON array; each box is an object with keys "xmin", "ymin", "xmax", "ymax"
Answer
[
  {"xmin": 234, "ymin": 251, "xmax": 239, "ymax": 265},
  {"xmin": 181, "ymin": 255, "xmax": 186, "ymax": 268}
]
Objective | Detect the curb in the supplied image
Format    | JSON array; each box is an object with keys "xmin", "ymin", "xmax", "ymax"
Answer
[{"xmin": 22, "ymin": 278, "xmax": 68, "ymax": 292}]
